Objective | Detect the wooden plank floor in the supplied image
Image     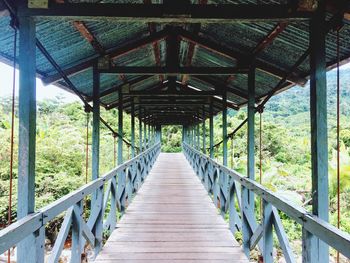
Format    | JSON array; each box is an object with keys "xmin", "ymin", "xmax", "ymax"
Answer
[{"xmin": 94, "ymin": 153, "xmax": 249, "ymax": 263}]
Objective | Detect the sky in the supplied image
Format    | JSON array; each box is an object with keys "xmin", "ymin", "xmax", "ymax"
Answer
[
  {"xmin": 0, "ymin": 61, "xmax": 350, "ymax": 104},
  {"xmin": 0, "ymin": 62, "xmax": 79, "ymax": 103}
]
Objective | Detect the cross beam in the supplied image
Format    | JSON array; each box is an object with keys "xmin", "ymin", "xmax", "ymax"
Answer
[
  {"xmin": 99, "ymin": 66, "xmax": 248, "ymax": 75},
  {"xmin": 19, "ymin": 4, "xmax": 312, "ymax": 23},
  {"xmin": 124, "ymin": 90, "xmax": 223, "ymax": 97}
]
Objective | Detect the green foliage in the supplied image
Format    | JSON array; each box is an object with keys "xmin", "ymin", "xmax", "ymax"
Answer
[{"xmin": 161, "ymin": 125, "xmax": 182, "ymax": 152}]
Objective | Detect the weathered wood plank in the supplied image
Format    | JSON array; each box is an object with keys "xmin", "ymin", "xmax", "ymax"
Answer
[{"xmin": 94, "ymin": 153, "xmax": 248, "ymax": 262}]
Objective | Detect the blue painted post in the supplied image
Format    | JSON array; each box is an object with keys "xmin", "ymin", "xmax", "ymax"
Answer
[
  {"xmin": 159, "ymin": 125, "xmax": 162, "ymax": 143},
  {"xmin": 223, "ymin": 91, "xmax": 228, "ymax": 166},
  {"xmin": 92, "ymin": 63, "xmax": 100, "ymax": 190},
  {"xmin": 303, "ymin": 3, "xmax": 329, "ymax": 262},
  {"xmin": 139, "ymin": 108, "xmax": 142, "ymax": 152},
  {"xmin": 17, "ymin": 15, "xmax": 44, "ymax": 263},
  {"xmin": 181, "ymin": 125, "xmax": 185, "ymax": 142},
  {"xmin": 219, "ymin": 92, "xmax": 228, "ymax": 215},
  {"xmin": 193, "ymin": 126, "xmax": 196, "ymax": 148},
  {"xmin": 263, "ymin": 200, "xmax": 273, "ymax": 263},
  {"xmin": 71, "ymin": 201, "xmax": 83, "ymax": 263},
  {"xmin": 118, "ymin": 89, "xmax": 123, "ymax": 165},
  {"xmin": 196, "ymin": 123, "xmax": 200, "ymax": 150},
  {"xmin": 92, "ymin": 62, "xmax": 103, "ymax": 254},
  {"xmin": 202, "ymin": 108, "xmax": 206, "ymax": 154},
  {"xmin": 148, "ymin": 122, "xmax": 151, "ymax": 146},
  {"xmin": 209, "ymin": 102, "xmax": 214, "ymax": 158},
  {"xmin": 131, "ymin": 102, "xmax": 135, "ymax": 157},
  {"xmin": 242, "ymin": 65, "xmax": 255, "ymax": 257},
  {"xmin": 144, "ymin": 119, "xmax": 147, "ymax": 150},
  {"xmin": 117, "ymin": 88, "xmax": 126, "ymax": 213}
]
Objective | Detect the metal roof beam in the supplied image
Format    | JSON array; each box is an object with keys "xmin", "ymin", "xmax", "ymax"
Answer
[
  {"xmin": 20, "ymin": 4, "xmax": 312, "ymax": 22},
  {"xmin": 124, "ymin": 89, "xmax": 222, "ymax": 97},
  {"xmin": 87, "ymin": 75, "xmax": 153, "ymax": 102},
  {"xmin": 73, "ymin": 20, "xmax": 128, "ymax": 84},
  {"xmin": 99, "ymin": 66, "xmax": 248, "ymax": 75},
  {"xmin": 179, "ymin": 28, "xmax": 308, "ymax": 86},
  {"xmin": 42, "ymin": 28, "xmax": 169, "ymax": 84},
  {"xmin": 192, "ymin": 76, "xmax": 248, "ymax": 100},
  {"xmin": 143, "ymin": 0, "xmax": 164, "ymax": 82},
  {"xmin": 251, "ymin": 22, "xmax": 288, "ymax": 56}
]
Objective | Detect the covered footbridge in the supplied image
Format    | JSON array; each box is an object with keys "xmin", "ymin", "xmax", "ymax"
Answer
[{"xmin": 0, "ymin": 0, "xmax": 350, "ymax": 262}]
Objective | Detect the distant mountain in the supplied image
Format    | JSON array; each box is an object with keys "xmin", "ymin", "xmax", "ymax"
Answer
[{"xmin": 265, "ymin": 68, "xmax": 350, "ymax": 119}]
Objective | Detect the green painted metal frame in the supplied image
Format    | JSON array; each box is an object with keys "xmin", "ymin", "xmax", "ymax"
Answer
[
  {"xmin": 0, "ymin": 143, "xmax": 161, "ymax": 262},
  {"xmin": 304, "ymin": 3, "xmax": 329, "ymax": 262},
  {"xmin": 183, "ymin": 143, "xmax": 350, "ymax": 262},
  {"xmin": 16, "ymin": 15, "xmax": 42, "ymax": 263}
]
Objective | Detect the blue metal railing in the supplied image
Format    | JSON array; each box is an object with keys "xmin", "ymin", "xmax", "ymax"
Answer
[
  {"xmin": 183, "ymin": 142, "xmax": 350, "ymax": 262},
  {"xmin": 0, "ymin": 142, "xmax": 161, "ymax": 262}
]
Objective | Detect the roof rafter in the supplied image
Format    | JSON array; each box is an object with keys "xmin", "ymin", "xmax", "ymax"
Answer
[
  {"xmin": 42, "ymin": 28, "xmax": 169, "ymax": 84},
  {"xmin": 181, "ymin": 0, "xmax": 208, "ymax": 85},
  {"xmin": 73, "ymin": 20, "xmax": 128, "ymax": 84},
  {"xmin": 143, "ymin": 0, "xmax": 163, "ymax": 82},
  {"xmin": 178, "ymin": 28, "xmax": 307, "ymax": 86},
  {"xmin": 87, "ymin": 75, "xmax": 153, "ymax": 102}
]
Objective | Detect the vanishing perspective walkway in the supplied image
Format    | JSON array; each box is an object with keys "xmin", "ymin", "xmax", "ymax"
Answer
[{"xmin": 95, "ymin": 153, "xmax": 248, "ymax": 263}]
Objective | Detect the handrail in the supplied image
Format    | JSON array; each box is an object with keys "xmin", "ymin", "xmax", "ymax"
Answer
[
  {"xmin": 183, "ymin": 142, "xmax": 350, "ymax": 261},
  {"xmin": 0, "ymin": 142, "xmax": 161, "ymax": 260}
]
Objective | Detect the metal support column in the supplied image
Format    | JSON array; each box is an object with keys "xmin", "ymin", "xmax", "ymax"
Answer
[
  {"xmin": 17, "ymin": 15, "xmax": 44, "ymax": 263},
  {"xmin": 303, "ymin": 2, "xmax": 329, "ymax": 262},
  {"xmin": 209, "ymin": 102, "xmax": 214, "ymax": 158},
  {"xmin": 139, "ymin": 108, "xmax": 142, "ymax": 152},
  {"xmin": 242, "ymin": 65, "xmax": 255, "ymax": 257},
  {"xmin": 202, "ymin": 107, "xmax": 206, "ymax": 154},
  {"xmin": 148, "ymin": 122, "xmax": 151, "ymax": 146},
  {"xmin": 223, "ymin": 92, "xmax": 228, "ymax": 166},
  {"xmin": 117, "ymin": 88, "xmax": 125, "ymax": 214},
  {"xmin": 118, "ymin": 89, "xmax": 123, "ymax": 164},
  {"xmin": 92, "ymin": 61, "xmax": 103, "ymax": 254},
  {"xmin": 144, "ymin": 119, "xmax": 147, "ymax": 149},
  {"xmin": 131, "ymin": 102, "xmax": 135, "ymax": 158},
  {"xmin": 196, "ymin": 123, "xmax": 200, "ymax": 150}
]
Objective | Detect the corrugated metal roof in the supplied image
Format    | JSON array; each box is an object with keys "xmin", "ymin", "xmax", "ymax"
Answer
[{"xmin": 0, "ymin": 0, "xmax": 349, "ymax": 125}]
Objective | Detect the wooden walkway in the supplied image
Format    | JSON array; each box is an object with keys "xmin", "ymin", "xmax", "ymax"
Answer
[{"xmin": 95, "ymin": 153, "xmax": 249, "ymax": 263}]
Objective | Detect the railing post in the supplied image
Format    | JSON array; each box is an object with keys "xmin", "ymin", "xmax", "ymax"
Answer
[
  {"xmin": 17, "ymin": 14, "xmax": 44, "ymax": 263},
  {"xmin": 71, "ymin": 201, "xmax": 83, "ymax": 263},
  {"xmin": 242, "ymin": 65, "xmax": 255, "ymax": 257},
  {"xmin": 263, "ymin": 201, "xmax": 273, "ymax": 263},
  {"xmin": 304, "ymin": 2, "xmax": 329, "ymax": 262},
  {"xmin": 92, "ymin": 61, "xmax": 103, "ymax": 254}
]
